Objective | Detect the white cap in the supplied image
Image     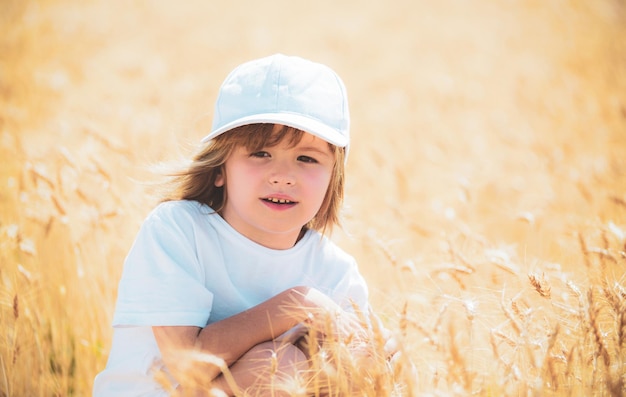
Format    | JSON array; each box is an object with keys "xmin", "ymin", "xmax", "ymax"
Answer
[{"xmin": 202, "ymin": 54, "xmax": 350, "ymax": 152}]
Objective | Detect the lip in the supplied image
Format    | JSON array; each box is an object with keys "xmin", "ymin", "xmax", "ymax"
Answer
[{"xmin": 260, "ymin": 194, "xmax": 298, "ymax": 211}]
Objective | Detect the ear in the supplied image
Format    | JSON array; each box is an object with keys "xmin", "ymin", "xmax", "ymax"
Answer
[{"xmin": 214, "ymin": 172, "xmax": 224, "ymax": 187}]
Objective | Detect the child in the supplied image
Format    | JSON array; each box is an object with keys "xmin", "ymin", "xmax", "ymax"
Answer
[{"xmin": 94, "ymin": 54, "xmax": 380, "ymax": 396}]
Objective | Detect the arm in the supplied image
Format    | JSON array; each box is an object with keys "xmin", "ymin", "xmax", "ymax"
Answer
[{"xmin": 152, "ymin": 286, "xmax": 350, "ymax": 390}]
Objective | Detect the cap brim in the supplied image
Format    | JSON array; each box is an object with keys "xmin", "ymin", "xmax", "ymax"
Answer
[{"xmin": 201, "ymin": 113, "xmax": 348, "ymax": 147}]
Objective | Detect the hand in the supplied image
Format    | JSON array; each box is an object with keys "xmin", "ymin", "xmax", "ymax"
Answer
[{"xmin": 295, "ymin": 288, "xmax": 369, "ymax": 345}]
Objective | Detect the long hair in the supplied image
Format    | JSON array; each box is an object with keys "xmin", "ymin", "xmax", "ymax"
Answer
[{"xmin": 162, "ymin": 123, "xmax": 345, "ymax": 234}]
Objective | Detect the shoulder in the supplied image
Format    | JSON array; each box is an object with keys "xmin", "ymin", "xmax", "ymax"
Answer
[
  {"xmin": 149, "ymin": 200, "xmax": 213, "ymax": 219},
  {"xmin": 135, "ymin": 200, "xmax": 222, "ymax": 243},
  {"xmin": 144, "ymin": 200, "xmax": 215, "ymax": 227},
  {"xmin": 301, "ymin": 229, "xmax": 357, "ymax": 267}
]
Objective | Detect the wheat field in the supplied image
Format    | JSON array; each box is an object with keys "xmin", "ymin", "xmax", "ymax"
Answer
[{"xmin": 1, "ymin": 0, "xmax": 625, "ymax": 395}]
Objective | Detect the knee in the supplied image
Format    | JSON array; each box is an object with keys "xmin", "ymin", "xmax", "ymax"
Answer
[
  {"xmin": 237, "ymin": 341, "xmax": 309, "ymax": 396},
  {"xmin": 276, "ymin": 342, "xmax": 309, "ymax": 373}
]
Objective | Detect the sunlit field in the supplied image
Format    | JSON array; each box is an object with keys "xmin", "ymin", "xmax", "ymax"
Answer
[{"xmin": 1, "ymin": 0, "xmax": 625, "ymax": 395}]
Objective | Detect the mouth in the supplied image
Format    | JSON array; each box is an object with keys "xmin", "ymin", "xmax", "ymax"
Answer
[{"xmin": 262, "ymin": 197, "xmax": 297, "ymax": 205}]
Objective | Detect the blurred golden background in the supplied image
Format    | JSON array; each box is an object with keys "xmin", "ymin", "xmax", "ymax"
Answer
[{"xmin": 1, "ymin": 0, "xmax": 625, "ymax": 395}]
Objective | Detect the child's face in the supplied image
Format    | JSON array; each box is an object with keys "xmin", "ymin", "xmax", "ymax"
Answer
[{"xmin": 215, "ymin": 125, "xmax": 335, "ymax": 249}]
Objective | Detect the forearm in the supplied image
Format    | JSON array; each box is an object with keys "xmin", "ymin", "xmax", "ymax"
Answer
[
  {"xmin": 196, "ymin": 290, "xmax": 302, "ymax": 364},
  {"xmin": 153, "ymin": 287, "xmax": 315, "ymax": 385}
]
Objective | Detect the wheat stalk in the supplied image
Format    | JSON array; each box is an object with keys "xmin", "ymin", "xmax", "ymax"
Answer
[
  {"xmin": 587, "ymin": 289, "xmax": 611, "ymax": 367},
  {"xmin": 528, "ymin": 272, "xmax": 552, "ymax": 299}
]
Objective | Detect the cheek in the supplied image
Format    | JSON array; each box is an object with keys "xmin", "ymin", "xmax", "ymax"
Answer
[
  {"xmin": 223, "ymin": 163, "xmax": 260, "ymax": 193},
  {"xmin": 304, "ymin": 171, "xmax": 333, "ymax": 198}
]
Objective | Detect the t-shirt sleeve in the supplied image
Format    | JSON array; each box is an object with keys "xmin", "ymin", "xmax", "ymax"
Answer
[
  {"xmin": 113, "ymin": 206, "xmax": 214, "ymax": 328},
  {"xmin": 333, "ymin": 258, "xmax": 370, "ymax": 316}
]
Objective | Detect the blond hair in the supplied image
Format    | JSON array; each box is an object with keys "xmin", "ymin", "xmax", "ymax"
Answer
[{"xmin": 162, "ymin": 124, "xmax": 345, "ymax": 234}]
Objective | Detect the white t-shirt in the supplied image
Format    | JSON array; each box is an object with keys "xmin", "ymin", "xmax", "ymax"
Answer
[{"xmin": 93, "ymin": 200, "xmax": 369, "ymax": 396}]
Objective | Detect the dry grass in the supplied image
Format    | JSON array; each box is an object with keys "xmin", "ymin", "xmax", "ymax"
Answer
[{"xmin": 1, "ymin": 0, "xmax": 626, "ymax": 395}]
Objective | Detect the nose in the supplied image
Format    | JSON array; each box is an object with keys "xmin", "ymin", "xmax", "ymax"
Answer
[
  {"xmin": 269, "ymin": 162, "xmax": 296, "ymax": 186},
  {"xmin": 270, "ymin": 173, "xmax": 295, "ymax": 185}
]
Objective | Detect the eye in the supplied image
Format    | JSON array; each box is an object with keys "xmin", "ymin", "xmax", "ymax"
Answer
[
  {"xmin": 297, "ymin": 155, "xmax": 318, "ymax": 164},
  {"xmin": 250, "ymin": 151, "xmax": 270, "ymax": 158}
]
